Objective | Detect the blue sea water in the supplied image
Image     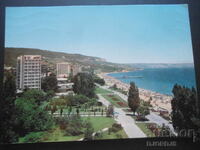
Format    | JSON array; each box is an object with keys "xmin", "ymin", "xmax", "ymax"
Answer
[{"xmin": 108, "ymin": 67, "xmax": 196, "ymax": 95}]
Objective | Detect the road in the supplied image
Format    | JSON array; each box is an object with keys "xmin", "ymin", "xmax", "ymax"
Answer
[{"xmin": 97, "ymin": 94, "xmax": 146, "ymax": 138}]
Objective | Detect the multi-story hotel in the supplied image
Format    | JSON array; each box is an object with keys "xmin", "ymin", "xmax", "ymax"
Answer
[
  {"xmin": 56, "ymin": 62, "xmax": 82, "ymax": 78},
  {"xmin": 16, "ymin": 55, "xmax": 42, "ymax": 90},
  {"xmin": 56, "ymin": 62, "xmax": 72, "ymax": 78}
]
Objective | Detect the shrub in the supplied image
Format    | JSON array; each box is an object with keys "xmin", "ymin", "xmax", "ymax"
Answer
[
  {"xmin": 65, "ymin": 126, "xmax": 83, "ymax": 136},
  {"xmin": 94, "ymin": 131, "xmax": 103, "ymax": 139},
  {"xmin": 109, "ymin": 123, "xmax": 123, "ymax": 133},
  {"xmin": 96, "ymin": 101, "xmax": 103, "ymax": 106},
  {"xmin": 55, "ymin": 117, "xmax": 69, "ymax": 130},
  {"xmin": 136, "ymin": 115, "xmax": 149, "ymax": 121}
]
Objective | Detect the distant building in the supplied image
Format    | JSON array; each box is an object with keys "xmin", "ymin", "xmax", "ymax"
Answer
[
  {"xmin": 56, "ymin": 62, "xmax": 71, "ymax": 78},
  {"xmin": 16, "ymin": 55, "xmax": 42, "ymax": 90},
  {"xmin": 56, "ymin": 62, "xmax": 82, "ymax": 78}
]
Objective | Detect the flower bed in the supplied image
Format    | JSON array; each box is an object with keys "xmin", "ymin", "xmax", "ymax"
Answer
[
  {"xmin": 112, "ymin": 97, "xmax": 119, "ymax": 101},
  {"xmin": 117, "ymin": 102, "xmax": 128, "ymax": 107}
]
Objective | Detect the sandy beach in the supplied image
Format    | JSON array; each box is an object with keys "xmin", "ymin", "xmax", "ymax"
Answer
[{"xmin": 97, "ymin": 72, "xmax": 172, "ymax": 113}]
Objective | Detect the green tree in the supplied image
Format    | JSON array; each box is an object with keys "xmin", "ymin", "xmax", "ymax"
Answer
[
  {"xmin": 42, "ymin": 73, "xmax": 58, "ymax": 93},
  {"xmin": 15, "ymin": 90, "xmax": 53, "ymax": 136},
  {"xmin": 84, "ymin": 122, "xmax": 94, "ymax": 140},
  {"xmin": 73, "ymin": 72, "xmax": 95, "ymax": 98},
  {"xmin": 22, "ymin": 89, "xmax": 48, "ymax": 105},
  {"xmin": 128, "ymin": 82, "xmax": 140, "ymax": 115},
  {"xmin": 93, "ymin": 75, "xmax": 105, "ymax": 86},
  {"xmin": 136, "ymin": 105, "xmax": 150, "ymax": 117},
  {"xmin": 171, "ymin": 84, "xmax": 199, "ymax": 139},
  {"xmin": 0, "ymin": 71, "xmax": 18, "ymax": 144}
]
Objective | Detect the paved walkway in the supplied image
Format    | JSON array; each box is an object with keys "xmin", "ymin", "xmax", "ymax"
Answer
[
  {"xmin": 98, "ymin": 84, "xmax": 176, "ymax": 135},
  {"xmin": 146, "ymin": 112, "xmax": 177, "ymax": 135},
  {"xmin": 97, "ymin": 94, "xmax": 146, "ymax": 138}
]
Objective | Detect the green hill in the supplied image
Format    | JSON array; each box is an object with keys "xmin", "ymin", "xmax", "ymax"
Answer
[{"xmin": 5, "ymin": 47, "xmax": 131, "ymax": 73}]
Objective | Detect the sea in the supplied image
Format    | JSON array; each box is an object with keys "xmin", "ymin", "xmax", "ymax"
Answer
[{"xmin": 108, "ymin": 67, "xmax": 196, "ymax": 95}]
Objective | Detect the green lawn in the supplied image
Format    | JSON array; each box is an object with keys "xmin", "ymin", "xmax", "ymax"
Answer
[
  {"xmin": 95, "ymin": 87, "xmax": 113, "ymax": 94},
  {"xmin": 41, "ymin": 128, "xmax": 83, "ymax": 142},
  {"xmin": 102, "ymin": 94, "xmax": 128, "ymax": 108},
  {"xmin": 136, "ymin": 123, "xmax": 155, "ymax": 137},
  {"xmin": 19, "ymin": 116, "xmax": 119, "ymax": 143},
  {"xmin": 109, "ymin": 87, "xmax": 128, "ymax": 95},
  {"xmin": 18, "ymin": 127, "xmax": 83, "ymax": 143},
  {"xmin": 95, "ymin": 129, "xmax": 128, "ymax": 140},
  {"xmin": 82, "ymin": 116, "xmax": 116, "ymax": 132}
]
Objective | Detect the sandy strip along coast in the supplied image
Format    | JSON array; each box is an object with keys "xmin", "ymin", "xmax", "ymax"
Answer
[{"xmin": 97, "ymin": 72, "xmax": 173, "ymax": 113}]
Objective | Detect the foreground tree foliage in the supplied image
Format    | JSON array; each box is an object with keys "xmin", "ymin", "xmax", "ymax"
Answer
[
  {"xmin": 15, "ymin": 89, "xmax": 54, "ymax": 136},
  {"xmin": 73, "ymin": 72, "xmax": 96, "ymax": 98},
  {"xmin": 171, "ymin": 84, "xmax": 200, "ymax": 140},
  {"xmin": 0, "ymin": 71, "xmax": 18, "ymax": 144},
  {"xmin": 42, "ymin": 73, "xmax": 58, "ymax": 93},
  {"xmin": 128, "ymin": 82, "xmax": 140, "ymax": 115}
]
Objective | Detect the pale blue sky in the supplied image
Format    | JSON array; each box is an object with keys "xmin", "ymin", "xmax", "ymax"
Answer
[{"xmin": 5, "ymin": 5, "xmax": 194, "ymax": 63}]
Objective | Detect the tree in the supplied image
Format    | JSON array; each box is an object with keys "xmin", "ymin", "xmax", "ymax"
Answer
[
  {"xmin": 15, "ymin": 90, "xmax": 53, "ymax": 136},
  {"xmin": 136, "ymin": 105, "xmax": 150, "ymax": 117},
  {"xmin": 73, "ymin": 72, "xmax": 95, "ymax": 98},
  {"xmin": 128, "ymin": 82, "xmax": 140, "ymax": 115},
  {"xmin": 112, "ymin": 84, "xmax": 117, "ymax": 89},
  {"xmin": 0, "ymin": 71, "xmax": 18, "ymax": 144},
  {"xmin": 171, "ymin": 84, "xmax": 199, "ymax": 139},
  {"xmin": 84, "ymin": 122, "xmax": 94, "ymax": 140},
  {"xmin": 106, "ymin": 104, "xmax": 114, "ymax": 117},
  {"xmin": 93, "ymin": 75, "xmax": 105, "ymax": 86},
  {"xmin": 76, "ymin": 108, "xmax": 80, "ymax": 115},
  {"xmin": 22, "ymin": 89, "xmax": 48, "ymax": 105},
  {"xmin": 68, "ymin": 72, "xmax": 73, "ymax": 82},
  {"xmin": 42, "ymin": 73, "xmax": 58, "ymax": 93}
]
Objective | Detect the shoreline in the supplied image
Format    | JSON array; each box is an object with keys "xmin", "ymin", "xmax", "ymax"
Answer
[{"xmin": 97, "ymin": 72, "xmax": 172, "ymax": 113}]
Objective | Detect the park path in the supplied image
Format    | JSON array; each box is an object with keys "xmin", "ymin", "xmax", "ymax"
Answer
[
  {"xmin": 97, "ymin": 94, "xmax": 146, "ymax": 138},
  {"xmin": 98, "ymin": 84, "xmax": 176, "ymax": 134}
]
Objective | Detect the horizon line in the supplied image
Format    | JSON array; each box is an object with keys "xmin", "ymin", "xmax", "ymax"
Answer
[{"xmin": 5, "ymin": 47, "xmax": 194, "ymax": 64}]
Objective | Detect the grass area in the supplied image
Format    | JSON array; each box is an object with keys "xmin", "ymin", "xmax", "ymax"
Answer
[
  {"xmin": 95, "ymin": 87, "xmax": 113, "ymax": 94},
  {"xmin": 19, "ymin": 116, "xmax": 118, "ymax": 143},
  {"xmin": 42, "ymin": 128, "xmax": 83, "ymax": 142},
  {"xmin": 82, "ymin": 117, "xmax": 116, "ymax": 132},
  {"xmin": 109, "ymin": 87, "xmax": 128, "ymax": 95},
  {"xmin": 19, "ymin": 127, "xmax": 83, "ymax": 143},
  {"xmin": 95, "ymin": 129, "xmax": 128, "ymax": 140},
  {"xmin": 136, "ymin": 123, "xmax": 155, "ymax": 137},
  {"xmin": 102, "ymin": 94, "xmax": 128, "ymax": 108}
]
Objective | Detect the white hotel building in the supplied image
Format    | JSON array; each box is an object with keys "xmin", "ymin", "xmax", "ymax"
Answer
[
  {"xmin": 16, "ymin": 55, "xmax": 42, "ymax": 90},
  {"xmin": 56, "ymin": 62, "xmax": 82, "ymax": 78}
]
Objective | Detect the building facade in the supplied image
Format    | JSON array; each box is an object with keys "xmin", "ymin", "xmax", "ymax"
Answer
[
  {"xmin": 56, "ymin": 62, "xmax": 82, "ymax": 78},
  {"xmin": 56, "ymin": 62, "xmax": 71, "ymax": 78},
  {"xmin": 16, "ymin": 55, "xmax": 42, "ymax": 90}
]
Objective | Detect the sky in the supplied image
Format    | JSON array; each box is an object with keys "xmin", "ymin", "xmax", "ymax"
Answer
[{"xmin": 5, "ymin": 5, "xmax": 194, "ymax": 64}]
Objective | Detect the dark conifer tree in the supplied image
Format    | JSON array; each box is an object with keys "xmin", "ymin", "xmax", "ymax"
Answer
[{"xmin": 128, "ymin": 82, "xmax": 140, "ymax": 115}]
